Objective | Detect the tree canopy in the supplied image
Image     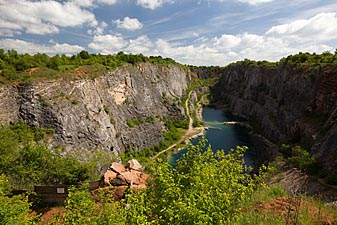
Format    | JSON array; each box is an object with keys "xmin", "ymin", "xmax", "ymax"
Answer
[{"xmin": 0, "ymin": 49, "xmax": 180, "ymax": 84}]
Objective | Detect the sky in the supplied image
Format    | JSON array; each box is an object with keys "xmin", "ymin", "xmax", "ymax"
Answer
[{"xmin": 0, "ymin": 0, "xmax": 337, "ymax": 66}]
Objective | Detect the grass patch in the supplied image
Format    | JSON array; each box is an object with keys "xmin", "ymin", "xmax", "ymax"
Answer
[{"xmin": 126, "ymin": 119, "xmax": 144, "ymax": 128}]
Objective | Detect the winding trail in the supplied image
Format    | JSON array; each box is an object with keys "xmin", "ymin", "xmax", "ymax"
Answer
[{"xmin": 151, "ymin": 91, "xmax": 205, "ymax": 160}]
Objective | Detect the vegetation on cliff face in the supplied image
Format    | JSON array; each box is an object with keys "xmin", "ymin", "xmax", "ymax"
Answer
[
  {"xmin": 0, "ymin": 123, "xmax": 109, "ymax": 188},
  {"xmin": 1, "ymin": 49, "xmax": 337, "ymax": 223},
  {"xmin": 0, "ymin": 49, "xmax": 182, "ymax": 84},
  {"xmin": 212, "ymin": 50, "xmax": 337, "ymax": 179}
]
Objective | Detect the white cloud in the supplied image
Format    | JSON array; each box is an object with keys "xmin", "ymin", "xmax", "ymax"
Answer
[
  {"xmin": 88, "ymin": 21, "xmax": 108, "ymax": 35},
  {"xmin": 88, "ymin": 34, "xmax": 127, "ymax": 53},
  {"xmin": 114, "ymin": 17, "xmax": 143, "ymax": 31},
  {"xmin": 214, "ymin": 33, "xmax": 264, "ymax": 51},
  {"xmin": 126, "ymin": 35, "xmax": 153, "ymax": 53},
  {"xmin": 154, "ymin": 39, "xmax": 229, "ymax": 65},
  {"xmin": 96, "ymin": 0, "xmax": 118, "ymax": 5},
  {"xmin": 71, "ymin": 0, "xmax": 118, "ymax": 7},
  {"xmin": 71, "ymin": 0, "xmax": 95, "ymax": 7},
  {"xmin": 0, "ymin": 0, "xmax": 97, "ymax": 36},
  {"xmin": 214, "ymin": 34, "xmax": 241, "ymax": 49},
  {"xmin": 0, "ymin": 39, "xmax": 84, "ymax": 55},
  {"xmin": 266, "ymin": 12, "xmax": 337, "ymax": 41},
  {"xmin": 236, "ymin": 0, "xmax": 273, "ymax": 5},
  {"xmin": 136, "ymin": 0, "xmax": 173, "ymax": 10},
  {"xmin": 88, "ymin": 12, "xmax": 337, "ymax": 66},
  {"xmin": 0, "ymin": 29, "xmax": 21, "ymax": 37},
  {"xmin": 217, "ymin": 0, "xmax": 273, "ymax": 5}
]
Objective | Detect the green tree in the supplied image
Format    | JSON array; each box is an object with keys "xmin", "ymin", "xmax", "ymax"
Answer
[
  {"xmin": 288, "ymin": 145, "xmax": 317, "ymax": 173},
  {"xmin": 125, "ymin": 138, "xmax": 263, "ymax": 224},
  {"xmin": 0, "ymin": 174, "xmax": 37, "ymax": 224},
  {"xmin": 78, "ymin": 50, "xmax": 90, "ymax": 60},
  {"xmin": 61, "ymin": 185, "xmax": 126, "ymax": 225},
  {"xmin": 62, "ymin": 185, "xmax": 97, "ymax": 224},
  {"xmin": 0, "ymin": 123, "xmax": 96, "ymax": 187}
]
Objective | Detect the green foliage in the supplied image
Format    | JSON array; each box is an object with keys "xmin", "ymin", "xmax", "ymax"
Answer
[
  {"xmin": 228, "ymin": 50, "xmax": 337, "ymax": 70},
  {"xmin": 63, "ymin": 185, "xmax": 97, "ymax": 224},
  {"xmin": 78, "ymin": 50, "xmax": 90, "ymax": 60},
  {"xmin": 60, "ymin": 185, "xmax": 126, "ymax": 225},
  {"xmin": 125, "ymin": 138, "xmax": 263, "ymax": 224},
  {"xmin": 281, "ymin": 145, "xmax": 318, "ymax": 173},
  {"xmin": 0, "ymin": 123, "xmax": 96, "ymax": 188},
  {"xmin": 0, "ymin": 174, "xmax": 37, "ymax": 224},
  {"xmin": 126, "ymin": 119, "xmax": 144, "ymax": 128},
  {"xmin": 145, "ymin": 116, "xmax": 154, "ymax": 123},
  {"xmin": 121, "ymin": 118, "xmax": 187, "ymax": 166},
  {"xmin": 0, "ymin": 49, "xmax": 182, "ymax": 84},
  {"xmin": 187, "ymin": 77, "xmax": 219, "ymax": 92}
]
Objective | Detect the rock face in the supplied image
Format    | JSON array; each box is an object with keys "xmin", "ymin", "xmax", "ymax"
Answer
[
  {"xmin": 103, "ymin": 159, "xmax": 149, "ymax": 190},
  {"xmin": 0, "ymin": 63, "xmax": 190, "ymax": 156},
  {"xmin": 213, "ymin": 64, "xmax": 337, "ymax": 172}
]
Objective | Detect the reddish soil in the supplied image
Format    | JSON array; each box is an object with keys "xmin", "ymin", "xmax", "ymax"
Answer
[
  {"xmin": 70, "ymin": 67, "xmax": 89, "ymax": 77},
  {"xmin": 30, "ymin": 206, "xmax": 66, "ymax": 224},
  {"xmin": 26, "ymin": 67, "xmax": 40, "ymax": 75},
  {"xmin": 257, "ymin": 197, "xmax": 337, "ymax": 224}
]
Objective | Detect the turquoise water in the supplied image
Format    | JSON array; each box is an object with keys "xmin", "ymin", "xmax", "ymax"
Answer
[{"xmin": 169, "ymin": 106, "xmax": 256, "ymax": 166}]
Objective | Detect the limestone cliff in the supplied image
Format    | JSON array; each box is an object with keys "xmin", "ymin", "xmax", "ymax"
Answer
[
  {"xmin": 213, "ymin": 64, "xmax": 337, "ymax": 172},
  {"xmin": 0, "ymin": 63, "xmax": 190, "ymax": 155}
]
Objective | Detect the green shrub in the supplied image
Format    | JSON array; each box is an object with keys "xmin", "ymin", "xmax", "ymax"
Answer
[
  {"xmin": 126, "ymin": 119, "xmax": 143, "ymax": 128},
  {"xmin": 125, "ymin": 138, "xmax": 264, "ymax": 224},
  {"xmin": 288, "ymin": 145, "xmax": 317, "ymax": 173},
  {"xmin": 0, "ymin": 174, "xmax": 37, "ymax": 224},
  {"xmin": 145, "ymin": 116, "xmax": 154, "ymax": 123},
  {"xmin": 0, "ymin": 123, "xmax": 96, "ymax": 187}
]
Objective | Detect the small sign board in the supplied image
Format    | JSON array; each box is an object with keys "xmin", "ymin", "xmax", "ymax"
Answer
[{"xmin": 56, "ymin": 187, "xmax": 65, "ymax": 194}]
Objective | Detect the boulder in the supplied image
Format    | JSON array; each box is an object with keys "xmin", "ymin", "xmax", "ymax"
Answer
[
  {"xmin": 126, "ymin": 159, "xmax": 143, "ymax": 171},
  {"xmin": 99, "ymin": 159, "xmax": 151, "ymax": 201},
  {"xmin": 103, "ymin": 170, "xmax": 117, "ymax": 185},
  {"xmin": 121, "ymin": 170, "xmax": 141, "ymax": 185},
  {"xmin": 110, "ymin": 162, "xmax": 125, "ymax": 174},
  {"xmin": 110, "ymin": 174, "xmax": 128, "ymax": 186}
]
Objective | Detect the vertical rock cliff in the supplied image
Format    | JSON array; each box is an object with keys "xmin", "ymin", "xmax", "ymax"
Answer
[
  {"xmin": 0, "ymin": 63, "xmax": 191, "ymax": 155},
  {"xmin": 213, "ymin": 64, "xmax": 337, "ymax": 172}
]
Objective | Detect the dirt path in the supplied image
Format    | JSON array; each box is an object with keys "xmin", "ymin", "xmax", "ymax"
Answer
[{"xmin": 151, "ymin": 91, "xmax": 204, "ymax": 160}]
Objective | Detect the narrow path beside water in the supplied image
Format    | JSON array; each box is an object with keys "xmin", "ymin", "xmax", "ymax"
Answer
[{"xmin": 151, "ymin": 91, "xmax": 204, "ymax": 160}]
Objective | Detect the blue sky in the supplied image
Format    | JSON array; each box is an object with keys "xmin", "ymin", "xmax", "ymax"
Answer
[{"xmin": 1, "ymin": 0, "xmax": 337, "ymax": 65}]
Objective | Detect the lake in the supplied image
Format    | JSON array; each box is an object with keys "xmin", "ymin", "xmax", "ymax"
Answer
[{"xmin": 169, "ymin": 106, "xmax": 257, "ymax": 166}]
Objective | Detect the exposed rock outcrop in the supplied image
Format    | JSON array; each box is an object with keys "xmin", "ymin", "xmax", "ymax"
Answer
[
  {"xmin": 213, "ymin": 64, "xmax": 337, "ymax": 172},
  {"xmin": 103, "ymin": 159, "xmax": 149, "ymax": 191},
  {"xmin": 0, "ymin": 63, "xmax": 191, "ymax": 156}
]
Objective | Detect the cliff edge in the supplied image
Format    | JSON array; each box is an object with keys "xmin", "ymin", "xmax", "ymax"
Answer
[
  {"xmin": 213, "ymin": 63, "xmax": 337, "ymax": 172},
  {"xmin": 0, "ymin": 63, "xmax": 191, "ymax": 156}
]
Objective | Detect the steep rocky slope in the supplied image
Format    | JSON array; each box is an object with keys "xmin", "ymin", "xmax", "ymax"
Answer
[
  {"xmin": 213, "ymin": 64, "xmax": 337, "ymax": 172},
  {"xmin": 0, "ymin": 63, "xmax": 190, "ymax": 155}
]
